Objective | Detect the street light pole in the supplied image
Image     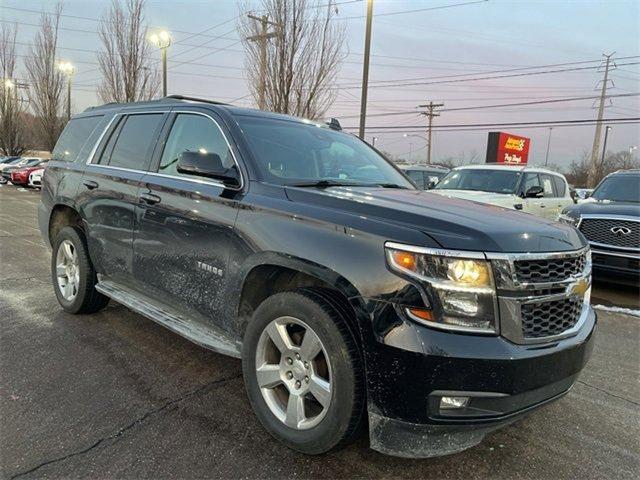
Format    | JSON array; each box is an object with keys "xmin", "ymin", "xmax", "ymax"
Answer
[
  {"xmin": 358, "ymin": 0, "xmax": 374, "ymax": 139},
  {"xmin": 372, "ymin": 136, "xmax": 377, "ymax": 147},
  {"xmin": 149, "ymin": 31, "xmax": 171, "ymax": 97},
  {"xmin": 57, "ymin": 62, "xmax": 75, "ymax": 121},
  {"xmin": 544, "ymin": 127, "xmax": 553, "ymax": 166}
]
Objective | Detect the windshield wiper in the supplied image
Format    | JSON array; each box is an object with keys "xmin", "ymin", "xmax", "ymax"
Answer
[
  {"xmin": 375, "ymin": 183, "xmax": 408, "ymax": 189},
  {"xmin": 291, "ymin": 180, "xmax": 365, "ymax": 188}
]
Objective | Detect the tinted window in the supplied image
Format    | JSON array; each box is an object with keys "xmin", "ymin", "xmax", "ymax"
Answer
[
  {"xmin": 51, "ymin": 115, "xmax": 103, "ymax": 162},
  {"xmin": 405, "ymin": 170, "xmax": 425, "ymax": 188},
  {"xmin": 234, "ymin": 115, "xmax": 413, "ymax": 188},
  {"xmin": 539, "ymin": 174, "xmax": 557, "ymax": 197},
  {"xmin": 100, "ymin": 114, "xmax": 163, "ymax": 170},
  {"xmin": 436, "ymin": 169, "xmax": 521, "ymax": 194},
  {"xmin": 552, "ymin": 175, "xmax": 566, "ymax": 196},
  {"xmin": 159, "ymin": 114, "xmax": 234, "ymax": 177},
  {"xmin": 592, "ymin": 174, "xmax": 640, "ymax": 203}
]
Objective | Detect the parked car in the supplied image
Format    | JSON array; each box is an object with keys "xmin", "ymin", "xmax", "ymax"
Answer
[
  {"xmin": 575, "ymin": 188, "xmax": 594, "ymax": 202},
  {"xmin": 0, "ymin": 156, "xmax": 20, "ymax": 165},
  {"xmin": 11, "ymin": 161, "xmax": 48, "ymax": 187},
  {"xmin": 559, "ymin": 169, "xmax": 639, "ymax": 285},
  {"xmin": 39, "ymin": 96, "xmax": 595, "ymax": 458},
  {"xmin": 400, "ymin": 164, "xmax": 450, "ymax": 189},
  {"xmin": 432, "ymin": 164, "xmax": 574, "ymax": 220},
  {"xmin": 29, "ymin": 168, "xmax": 45, "ymax": 188},
  {"xmin": 1, "ymin": 158, "xmax": 45, "ymax": 183}
]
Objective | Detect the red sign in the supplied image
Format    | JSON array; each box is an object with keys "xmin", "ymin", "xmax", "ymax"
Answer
[{"xmin": 486, "ymin": 132, "xmax": 530, "ymax": 165}]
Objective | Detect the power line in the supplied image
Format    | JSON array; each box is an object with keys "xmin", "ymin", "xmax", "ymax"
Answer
[
  {"xmin": 339, "ymin": 0, "xmax": 488, "ymax": 19},
  {"xmin": 341, "ymin": 117, "xmax": 640, "ymax": 130}
]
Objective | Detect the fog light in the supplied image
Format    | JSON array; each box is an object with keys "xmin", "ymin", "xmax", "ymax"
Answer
[{"xmin": 440, "ymin": 396, "xmax": 470, "ymax": 410}]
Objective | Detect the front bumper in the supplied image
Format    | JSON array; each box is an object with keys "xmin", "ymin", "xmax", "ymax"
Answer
[
  {"xmin": 360, "ymin": 300, "xmax": 596, "ymax": 458},
  {"xmin": 591, "ymin": 248, "xmax": 639, "ymax": 284}
]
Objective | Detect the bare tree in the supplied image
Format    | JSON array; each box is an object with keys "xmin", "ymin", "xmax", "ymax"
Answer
[
  {"xmin": 239, "ymin": 0, "xmax": 345, "ymax": 119},
  {"xmin": 97, "ymin": 0, "xmax": 159, "ymax": 103},
  {"xmin": 0, "ymin": 23, "xmax": 29, "ymax": 156},
  {"xmin": 24, "ymin": 4, "xmax": 65, "ymax": 152},
  {"xmin": 565, "ymin": 149, "xmax": 639, "ymax": 186}
]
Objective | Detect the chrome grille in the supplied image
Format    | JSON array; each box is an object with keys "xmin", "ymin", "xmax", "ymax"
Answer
[
  {"xmin": 579, "ymin": 218, "xmax": 639, "ymax": 250},
  {"xmin": 521, "ymin": 297, "xmax": 583, "ymax": 339},
  {"xmin": 514, "ymin": 254, "xmax": 586, "ymax": 283}
]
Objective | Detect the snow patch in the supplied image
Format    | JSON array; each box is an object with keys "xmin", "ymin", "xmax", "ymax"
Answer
[{"xmin": 593, "ymin": 304, "xmax": 640, "ymax": 317}]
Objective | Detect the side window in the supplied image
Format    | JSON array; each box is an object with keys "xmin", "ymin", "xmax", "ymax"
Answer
[
  {"xmin": 406, "ymin": 170, "xmax": 425, "ymax": 188},
  {"xmin": 98, "ymin": 114, "xmax": 164, "ymax": 170},
  {"xmin": 552, "ymin": 175, "xmax": 566, "ymax": 197},
  {"xmin": 539, "ymin": 173, "xmax": 557, "ymax": 197},
  {"xmin": 521, "ymin": 173, "xmax": 541, "ymax": 195},
  {"xmin": 51, "ymin": 115, "xmax": 103, "ymax": 162},
  {"xmin": 158, "ymin": 113, "xmax": 234, "ymax": 177}
]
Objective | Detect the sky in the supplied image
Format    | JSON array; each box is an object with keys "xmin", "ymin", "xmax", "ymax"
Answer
[{"xmin": 2, "ymin": 0, "xmax": 639, "ymax": 168}]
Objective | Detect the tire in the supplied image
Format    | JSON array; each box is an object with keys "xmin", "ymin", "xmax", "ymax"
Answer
[
  {"xmin": 242, "ymin": 288, "xmax": 364, "ymax": 455},
  {"xmin": 51, "ymin": 226, "xmax": 109, "ymax": 314}
]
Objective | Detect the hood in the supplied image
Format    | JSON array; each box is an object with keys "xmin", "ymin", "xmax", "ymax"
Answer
[
  {"xmin": 430, "ymin": 189, "xmax": 520, "ymax": 208},
  {"xmin": 285, "ymin": 186, "xmax": 585, "ymax": 253},
  {"xmin": 565, "ymin": 200, "xmax": 640, "ymax": 217}
]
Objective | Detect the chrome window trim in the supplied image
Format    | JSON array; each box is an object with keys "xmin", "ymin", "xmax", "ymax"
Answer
[
  {"xmin": 84, "ymin": 109, "xmax": 245, "ymax": 191},
  {"xmin": 577, "ymin": 214, "xmax": 640, "ymax": 252}
]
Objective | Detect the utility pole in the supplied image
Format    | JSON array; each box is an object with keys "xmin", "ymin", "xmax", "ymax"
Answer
[
  {"xmin": 600, "ymin": 125, "xmax": 611, "ymax": 171},
  {"xmin": 544, "ymin": 127, "xmax": 553, "ymax": 166},
  {"xmin": 358, "ymin": 0, "xmax": 374, "ymax": 139},
  {"xmin": 247, "ymin": 14, "xmax": 279, "ymax": 110},
  {"xmin": 418, "ymin": 101, "xmax": 444, "ymax": 165},
  {"xmin": 372, "ymin": 136, "xmax": 377, "ymax": 147},
  {"xmin": 588, "ymin": 52, "xmax": 616, "ymax": 187}
]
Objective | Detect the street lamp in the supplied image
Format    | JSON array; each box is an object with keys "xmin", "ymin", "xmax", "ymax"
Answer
[
  {"xmin": 629, "ymin": 145, "xmax": 638, "ymax": 157},
  {"xmin": 544, "ymin": 127, "xmax": 553, "ymax": 166},
  {"xmin": 149, "ymin": 30, "xmax": 171, "ymax": 97},
  {"xmin": 600, "ymin": 126, "xmax": 612, "ymax": 167},
  {"xmin": 57, "ymin": 61, "xmax": 75, "ymax": 121}
]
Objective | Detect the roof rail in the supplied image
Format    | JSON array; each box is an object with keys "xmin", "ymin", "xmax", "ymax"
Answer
[{"xmin": 165, "ymin": 94, "xmax": 229, "ymax": 105}]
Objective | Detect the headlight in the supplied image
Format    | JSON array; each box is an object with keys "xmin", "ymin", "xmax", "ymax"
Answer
[
  {"xmin": 558, "ymin": 213, "xmax": 579, "ymax": 225},
  {"xmin": 385, "ymin": 243, "xmax": 497, "ymax": 334}
]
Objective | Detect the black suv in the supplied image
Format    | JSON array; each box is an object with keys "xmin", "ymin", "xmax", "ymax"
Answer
[
  {"xmin": 39, "ymin": 96, "xmax": 595, "ymax": 458},
  {"xmin": 560, "ymin": 169, "xmax": 639, "ymax": 285}
]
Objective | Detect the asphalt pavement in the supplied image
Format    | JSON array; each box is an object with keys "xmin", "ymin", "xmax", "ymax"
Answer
[{"xmin": 1, "ymin": 186, "xmax": 639, "ymax": 479}]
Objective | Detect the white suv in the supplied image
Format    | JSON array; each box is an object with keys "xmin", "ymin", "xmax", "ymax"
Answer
[{"xmin": 431, "ymin": 164, "xmax": 574, "ymax": 220}]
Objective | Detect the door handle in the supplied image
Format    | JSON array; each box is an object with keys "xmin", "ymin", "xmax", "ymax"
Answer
[
  {"xmin": 139, "ymin": 192, "xmax": 161, "ymax": 205},
  {"xmin": 83, "ymin": 180, "xmax": 99, "ymax": 190}
]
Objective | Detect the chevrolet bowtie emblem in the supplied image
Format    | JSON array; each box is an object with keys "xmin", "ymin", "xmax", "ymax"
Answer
[{"xmin": 570, "ymin": 278, "xmax": 589, "ymax": 297}]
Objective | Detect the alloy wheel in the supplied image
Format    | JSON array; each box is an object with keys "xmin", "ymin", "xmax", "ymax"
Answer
[
  {"xmin": 56, "ymin": 239, "xmax": 80, "ymax": 301},
  {"xmin": 255, "ymin": 316, "xmax": 332, "ymax": 430}
]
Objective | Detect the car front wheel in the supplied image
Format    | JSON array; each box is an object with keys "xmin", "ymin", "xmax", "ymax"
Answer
[{"xmin": 242, "ymin": 289, "xmax": 364, "ymax": 455}]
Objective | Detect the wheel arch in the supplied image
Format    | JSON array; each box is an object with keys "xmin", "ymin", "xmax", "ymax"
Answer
[{"xmin": 48, "ymin": 203, "xmax": 84, "ymax": 246}]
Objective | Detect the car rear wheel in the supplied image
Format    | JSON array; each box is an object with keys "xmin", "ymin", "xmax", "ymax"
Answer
[
  {"xmin": 242, "ymin": 289, "xmax": 364, "ymax": 455},
  {"xmin": 51, "ymin": 226, "xmax": 109, "ymax": 314}
]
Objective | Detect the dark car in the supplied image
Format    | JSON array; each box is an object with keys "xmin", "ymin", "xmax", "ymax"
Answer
[
  {"xmin": 560, "ymin": 169, "xmax": 639, "ymax": 285},
  {"xmin": 38, "ymin": 96, "xmax": 595, "ymax": 458},
  {"xmin": 400, "ymin": 164, "xmax": 450, "ymax": 189}
]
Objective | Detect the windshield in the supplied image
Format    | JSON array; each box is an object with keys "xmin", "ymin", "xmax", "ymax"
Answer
[
  {"xmin": 234, "ymin": 115, "xmax": 414, "ymax": 188},
  {"xmin": 435, "ymin": 168, "xmax": 521, "ymax": 194},
  {"xmin": 592, "ymin": 175, "xmax": 640, "ymax": 203}
]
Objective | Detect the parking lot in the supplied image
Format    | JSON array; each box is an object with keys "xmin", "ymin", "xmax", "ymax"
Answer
[{"xmin": 1, "ymin": 185, "xmax": 638, "ymax": 479}]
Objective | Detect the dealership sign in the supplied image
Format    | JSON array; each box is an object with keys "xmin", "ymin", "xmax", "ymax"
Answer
[{"xmin": 485, "ymin": 132, "xmax": 531, "ymax": 165}]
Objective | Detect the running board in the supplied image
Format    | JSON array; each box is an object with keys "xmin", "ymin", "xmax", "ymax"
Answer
[{"xmin": 95, "ymin": 279, "xmax": 241, "ymax": 358}]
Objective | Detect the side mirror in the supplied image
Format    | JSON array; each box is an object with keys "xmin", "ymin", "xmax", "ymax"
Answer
[
  {"xmin": 176, "ymin": 151, "xmax": 239, "ymax": 187},
  {"xmin": 426, "ymin": 180, "xmax": 436, "ymax": 189},
  {"xmin": 525, "ymin": 185, "xmax": 544, "ymax": 198},
  {"xmin": 584, "ymin": 190, "xmax": 592, "ymax": 198}
]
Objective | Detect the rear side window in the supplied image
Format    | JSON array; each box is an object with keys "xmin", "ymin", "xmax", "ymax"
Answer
[
  {"xmin": 539, "ymin": 173, "xmax": 557, "ymax": 197},
  {"xmin": 51, "ymin": 115, "xmax": 103, "ymax": 162},
  {"xmin": 98, "ymin": 114, "xmax": 164, "ymax": 170},
  {"xmin": 552, "ymin": 175, "xmax": 566, "ymax": 196}
]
